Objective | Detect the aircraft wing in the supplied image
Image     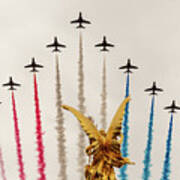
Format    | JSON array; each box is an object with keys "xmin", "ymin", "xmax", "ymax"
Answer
[
  {"xmin": 70, "ymin": 19, "xmax": 79, "ymax": 24},
  {"xmin": 106, "ymin": 43, "xmax": 114, "ymax": 47},
  {"xmin": 130, "ymin": 65, "xmax": 138, "ymax": 69},
  {"xmin": 57, "ymin": 43, "xmax": 66, "ymax": 48},
  {"xmin": 119, "ymin": 65, "xmax": 128, "ymax": 69},
  {"xmin": 13, "ymin": 83, "xmax": 20, "ymax": 86},
  {"xmin": 82, "ymin": 19, "xmax": 91, "ymax": 24},
  {"xmin": 2, "ymin": 83, "xmax": 10, "ymax": 86},
  {"xmin": 156, "ymin": 87, "xmax": 163, "ymax": 91},
  {"xmin": 164, "ymin": 106, "xmax": 171, "ymax": 109},
  {"xmin": 175, "ymin": 106, "xmax": 180, "ymax": 110},
  {"xmin": 35, "ymin": 64, "xmax": 43, "ymax": 68},
  {"xmin": 46, "ymin": 44, "xmax": 54, "ymax": 48},
  {"xmin": 95, "ymin": 43, "xmax": 103, "ymax": 47},
  {"xmin": 144, "ymin": 88, "xmax": 153, "ymax": 92},
  {"xmin": 24, "ymin": 64, "xmax": 32, "ymax": 68}
]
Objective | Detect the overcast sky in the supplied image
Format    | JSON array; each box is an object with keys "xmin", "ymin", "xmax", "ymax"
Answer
[{"xmin": 0, "ymin": 0, "xmax": 180, "ymax": 179}]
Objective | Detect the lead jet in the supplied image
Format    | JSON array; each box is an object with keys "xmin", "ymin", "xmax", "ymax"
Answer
[
  {"xmin": 3, "ymin": 77, "xmax": 21, "ymax": 90},
  {"xmin": 164, "ymin": 100, "xmax": 180, "ymax": 113},
  {"xmin": 119, "ymin": 59, "xmax": 138, "ymax": 73},
  {"xmin": 71, "ymin": 12, "xmax": 91, "ymax": 29},
  {"xmin": 46, "ymin": 37, "xmax": 66, "ymax": 52},
  {"xmin": 24, "ymin": 58, "xmax": 43, "ymax": 72},
  {"xmin": 144, "ymin": 82, "xmax": 163, "ymax": 95},
  {"xmin": 95, "ymin": 36, "xmax": 114, "ymax": 51}
]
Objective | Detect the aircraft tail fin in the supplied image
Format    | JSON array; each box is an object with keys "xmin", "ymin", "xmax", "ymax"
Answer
[
  {"xmin": 150, "ymin": 92, "xmax": 157, "ymax": 96},
  {"xmin": 9, "ymin": 87, "xmax": 16, "ymax": 91},
  {"xmin": 52, "ymin": 49, "xmax": 60, "ymax": 53},
  {"xmin": 101, "ymin": 48, "xmax": 109, "ymax": 52},
  {"xmin": 77, "ymin": 24, "xmax": 85, "ymax": 29},
  {"xmin": 170, "ymin": 110, "xmax": 176, "ymax": 113},
  {"xmin": 124, "ymin": 70, "xmax": 132, "ymax": 74},
  {"xmin": 30, "ymin": 69, "xmax": 39, "ymax": 73}
]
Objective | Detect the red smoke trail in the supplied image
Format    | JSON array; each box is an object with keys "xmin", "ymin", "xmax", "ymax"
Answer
[
  {"xmin": 33, "ymin": 73, "xmax": 46, "ymax": 180},
  {"xmin": 0, "ymin": 147, "xmax": 7, "ymax": 180},
  {"xmin": 11, "ymin": 91, "xmax": 26, "ymax": 180}
]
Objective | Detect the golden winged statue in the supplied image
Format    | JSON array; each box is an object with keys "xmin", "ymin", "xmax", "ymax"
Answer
[{"xmin": 62, "ymin": 97, "xmax": 135, "ymax": 180}]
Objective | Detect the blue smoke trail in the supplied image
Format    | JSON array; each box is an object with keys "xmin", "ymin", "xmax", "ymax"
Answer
[
  {"xmin": 142, "ymin": 96, "xmax": 155, "ymax": 180},
  {"xmin": 119, "ymin": 73, "xmax": 130, "ymax": 180},
  {"xmin": 160, "ymin": 114, "xmax": 173, "ymax": 180}
]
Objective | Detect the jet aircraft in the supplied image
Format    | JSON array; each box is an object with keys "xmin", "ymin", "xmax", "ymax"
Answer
[
  {"xmin": 71, "ymin": 12, "xmax": 91, "ymax": 29},
  {"xmin": 164, "ymin": 100, "xmax": 180, "ymax": 113},
  {"xmin": 119, "ymin": 59, "xmax": 138, "ymax": 73},
  {"xmin": 46, "ymin": 37, "xmax": 66, "ymax": 52},
  {"xmin": 95, "ymin": 36, "xmax": 114, "ymax": 51},
  {"xmin": 24, "ymin": 58, "xmax": 43, "ymax": 72},
  {"xmin": 144, "ymin": 82, "xmax": 163, "ymax": 95},
  {"xmin": 3, "ymin": 77, "xmax": 21, "ymax": 90}
]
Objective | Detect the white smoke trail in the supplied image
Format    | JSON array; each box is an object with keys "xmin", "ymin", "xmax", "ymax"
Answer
[
  {"xmin": 55, "ymin": 54, "xmax": 67, "ymax": 180},
  {"xmin": 100, "ymin": 55, "xmax": 107, "ymax": 130},
  {"xmin": 77, "ymin": 31, "xmax": 86, "ymax": 180}
]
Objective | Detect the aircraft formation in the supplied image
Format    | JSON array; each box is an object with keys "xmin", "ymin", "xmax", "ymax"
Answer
[
  {"xmin": 2, "ymin": 58, "xmax": 44, "ymax": 90},
  {"xmin": 46, "ymin": 13, "xmax": 180, "ymax": 180},
  {"xmin": 68, "ymin": 13, "xmax": 180, "ymax": 115},
  {"xmin": 0, "ymin": 11, "xmax": 179, "ymax": 180}
]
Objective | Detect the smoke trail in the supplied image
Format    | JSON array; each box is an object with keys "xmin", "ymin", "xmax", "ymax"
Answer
[
  {"xmin": 55, "ymin": 54, "xmax": 67, "ymax": 180},
  {"xmin": 142, "ymin": 96, "xmax": 155, "ymax": 180},
  {"xmin": 100, "ymin": 55, "xmax": 107, "ymax": 130},
  {"xmin": 160, "ymin": 114, "xmax": 173, "ymax": 180},
  {"xmin": 33, "ymin": 73, "xmax": 46, "ymax": 180},
  {"xmin": 77, "ymin": 31, "xmax": 86, "ymax": 180},
  {"xmin": 11, "ymin": 91, "xmax": 26, "ymax": 180},
  {"xmin": 119, "ymin": 73, "xmax": 130, "ymax": 180},
  {"xmin": 0, "ymin": 148, "xmax": 7, "ymax": 180}
]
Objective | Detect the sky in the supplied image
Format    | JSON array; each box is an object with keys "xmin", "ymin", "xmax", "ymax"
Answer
[{"xmin": 0, "ymin": 0, "xmax": 180, "ymax": 179}]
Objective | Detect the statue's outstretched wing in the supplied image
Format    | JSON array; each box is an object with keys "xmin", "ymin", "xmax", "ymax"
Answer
[
  {"xmin": 62, "ymin": 105, "xmax": 103, "ymax": 142},
  {"xmin": 106, "ymin": 97, "xmax": 130, "ymax": 141}
]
